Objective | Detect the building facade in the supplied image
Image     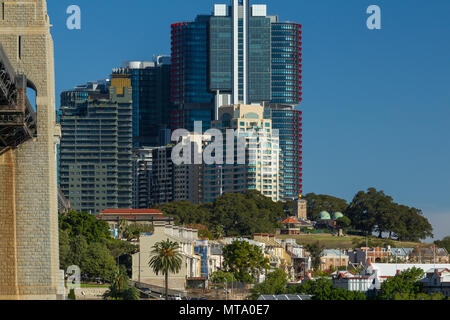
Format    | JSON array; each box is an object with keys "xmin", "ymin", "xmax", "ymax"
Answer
[
  {"xmin": 170, "ymin": 1, "xmax": 304, "ymax": 199},
  {"xmin": 132, "ymin": 223, "xmax": 201, "ymax": 290},
  {"xmin": 0, "ymin": 0, "xmax": 64, "ymax": 299},
  {"xmin": 151, "ymin": 146, "xmax": 175, "ymax": 205},
  {"xmin": 113, "ymin": 57, "xmax": 175, "ymax": 148},
  {"xmin": 203, "ymin": 104, "xmax": 281, "ymax": 202},
  {"xmin": 59, "ymin": 78, "xmax": 133, "ymax": 214},
  {"xmin": 268, "ymin": 105, "xmax": 303, "ymax": 199},
  {"xmin": 133, "ymin": 147, "xmax": 154, "ymax": 209}
]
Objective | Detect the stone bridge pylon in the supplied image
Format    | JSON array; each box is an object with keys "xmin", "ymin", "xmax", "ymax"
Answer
[{"xmin": 0, "ymin": 0, "xmax": 63, "ymax": 299}]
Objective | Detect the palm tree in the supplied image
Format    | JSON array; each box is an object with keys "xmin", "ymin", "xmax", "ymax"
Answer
[
  {"xmin": 148, "ymin": 239, "xmax": 183, "ymax": 300},
  {"xmin": 103, "ymin": 267, "xmax": 139, "ymax": 300},
  {"xmin": 215, "ymin": 225, "xmax": 225, "ymax": 239}
]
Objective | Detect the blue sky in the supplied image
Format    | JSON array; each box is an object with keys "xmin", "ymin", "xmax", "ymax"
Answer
[{"xmin": 47, "ymin": 0, "xmax": 450, "ymax": 241}]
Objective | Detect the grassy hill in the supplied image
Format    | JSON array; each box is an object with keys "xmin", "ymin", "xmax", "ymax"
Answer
[{"xmin": 276, "ymin": 233, "xmax": 420, "ymax": 249}]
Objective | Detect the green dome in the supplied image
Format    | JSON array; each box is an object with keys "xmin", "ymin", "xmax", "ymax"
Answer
[
  {"xmin": 333, "ymin": 212, "xmax": 344, "ymax": 220},
  {"xmin": 318, "ymin": 211, "xmax": 331, "ymax": 220}
]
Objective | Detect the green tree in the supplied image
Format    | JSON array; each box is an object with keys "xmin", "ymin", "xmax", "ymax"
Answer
[
  {"xmin": 376, "ymin": 267, "xmax": 424, "ymax": 300},
  {"xmin": 83, "ymin": 242, "xmax": 117, "ymax": 281},
  {"xmin": 250, "ymin": 269, "xmax": 288, "ymax": 299},
  {"xmin": 393, "ymin": 206, "xmax": 433, "ymax": 241},
  {"xmin": 335, "ymin": 216, "xmax": 351, "ymax": 230},
  {"xmin": 157, "ymin": 191, "xmax": 287, "ymax": 237},
  {"xmin": 434, "ymin": 236, "xmax": 450, "ymax": 253},
  {"xmin": 346, "ymin": 188, "xmax": 394, "ymax": 236},
  {"xmin": 157, "ymin": 201, "xmax": 210, "ymax": 226},
  {"xmin": 69, "ymin": 235, "xmax": 88, "ymax": 271},
  {"xmin": 214, "ymin": 225, "xmax": 225, "ymax": 239},
  {"xmin": 303, "ymin": 193, "xmax": 348, "ymax": 220},
  {"xmin": 210, "ymin": 270, "xmax": 236, "ymax": 284},
  {"xmin": 106, "ymin": 238, "xmax": 137, "ymax": 276},
  {"xmin": 103, "ymin": 267, "xmax": 140, "ymax": 300},
  {"xmin": 222, "ymin": 240, "xmax": 270, "ymax": 284},
  {"xmin": 305, "ymin": 242, "xmax": 325, "ymax": 271},
  {"xmin": 59, "ymin": 229, "xmax": 72, "ymax": 271},
  {"xmin": 148, "ymin": 239, "xmax": 183, "ymax": 300},
  {"xmin": 122, "ymin": 223, "xmax": 153, "ymax": 241},
  {"xmin": 346, "ymin": 188, "xmax": 433, "ymax": 241},
  {"xmin": 59, "ymin": 210, "xmax": 111, "ymax": 243},
  {"xmin": 287, "ymin": 278, "xmax": 366, "ymax": 300}
]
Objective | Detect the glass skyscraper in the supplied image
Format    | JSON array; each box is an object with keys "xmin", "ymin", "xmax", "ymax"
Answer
[
  {"xmin": 113, "ymin": 57, "xmax": 175, "ymax": 148},
  {"xmin": 171, "ymin": 0, "xmax": 304, "ymax": 199},
  {"xmin": 271, "ymin": 22, "xmax": 303, "ymax": 105},
  {"xmin": 268, "ymin": 105, "xmax": 303, "ymax": 200}
]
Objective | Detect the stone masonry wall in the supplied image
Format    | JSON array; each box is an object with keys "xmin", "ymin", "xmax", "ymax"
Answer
[{"xmin": 0, "ymin": 0, "xmax": 60, "ymax": 299}]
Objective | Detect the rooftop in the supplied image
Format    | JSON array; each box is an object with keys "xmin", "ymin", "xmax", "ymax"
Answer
[{"xmin": 99, "ymin": 209, "xmax": 163, "ymax": 215}]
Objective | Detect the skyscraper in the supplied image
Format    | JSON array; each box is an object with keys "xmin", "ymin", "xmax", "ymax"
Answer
[
  {"xmin": 170, "ymin": 17, "xmax": 214, "ymax": 133},
  {"xmin": 268, "ymin": 104, "xmax": 303, "ymax": 200},
  {"xmin": 113, "ymin": 56, "xmax": 175, "ymax": 148},
  {"xmin": 59, "ymin": 78, "xmax": 133, "ymax": 213},
  {"xmin": 133, "ymin": 147, "xmax": 154, "ymax": 209},
  {"xmin": 203, "ymin": 104, "xmax": 281, "ymax": 203},
  {"xmin": 171, "ymin": 0, "xmax": 303, "ymax": 199}
]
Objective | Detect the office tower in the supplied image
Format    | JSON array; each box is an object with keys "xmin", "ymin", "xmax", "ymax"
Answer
[
  {"xmin": 170, "ymin": 17, "xmax": 214, "ymax": 132},
  {"xmin": 113, "ymin": 56, "xmax": 175, "ymax": 147},
  {"xmin": 59, "ymin": 77, "xmax": 133, "ymax": 214},
  {"xmin": 210, "ymin": 1, "xmax": 273, "ymax": 105},
  {"xmin": 271, "ymin": 21, "xmax": 302, "ymax": 105},
  {"xmin": 171, "ymin": 0, "xmax": 303, "ymax": 198},
  {"xmin": 268, "ymin": 104, "xmax": 303, "ymax": 200},
  {"xmin": 133, "ymin": 147, "xmax": 154, "ymax": 209},
  {"xmin": 172, "ymin": 0, "xmax": 302, "ymax": 107},
  {"xmin": 203, "ymin": 104, "xmax": 281, "ymax": 202}
]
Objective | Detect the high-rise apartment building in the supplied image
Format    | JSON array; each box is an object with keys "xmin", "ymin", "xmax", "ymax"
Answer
[
  {"xmin": 59, "ymin": 78, "xmax": 133, "ymax": 213},
  {"xmin": 151, "ymin": 146, "xmax": 175, "ymax": 205},
  {"xmin": 113, "ymin": 56, "xmax": 175, "ymax": 148},
  {"xmin": 133, "ymin": 147, "xmax": 154, "ymax": 209},
  {"xmin": 203, "ymin": 104, "xmax": 281, "ymax": 202},
  {"xmin": 268, "ymin": 104, "xmax": 303, "ymax": 200},
  {"xmin": 170, "ymin": 0, "xmax": 303, "ymax": 198},
  {"xmin": 151, "ymin": 135, "xmax": 205, "ymax": 205}
]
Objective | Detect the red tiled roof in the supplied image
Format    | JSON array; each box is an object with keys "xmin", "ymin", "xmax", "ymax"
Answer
[
  {"xmin": 100, "ymin": 209, "xmax": 162, "ymax": 215},
  {"xmin": 282, "ymin": 217, "xmax": 301, "ymax": 224}
]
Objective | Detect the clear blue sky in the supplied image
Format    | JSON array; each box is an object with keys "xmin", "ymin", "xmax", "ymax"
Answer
[{"xmin": 47, "ymin": 0, "xmax": 450, "ymax": 241}]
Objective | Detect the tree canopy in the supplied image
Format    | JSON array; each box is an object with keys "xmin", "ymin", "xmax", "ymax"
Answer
[
  {"xmin": 303, "ymin": 193, "xmax": 348, "ymax": 220},
  {"xmin": 287, "ymin": 278, "xmax": 366, "ymax": 300},
  {"xmin": 434, "ymin": 236, "xmax": 450, "ymax": 253},
  {"xmin": 59, "ymin": 210, "xmax": 137, "ymax": 281},
  {"xmin": 222, "ymin": 240, "xmax": 270, "ymax": 283},
  {"xmin": 375, "ymin": 267, "xmax": 444, "ymax": 300},
  {"xmin": 157, "ymin": 191, "xmax": 286, "ymax": 237},
  {"xmin": 345, "ymin": 188, "xmax": 433, "ymax": 241},
  {"xmin": 250, "ymin": 269, "xmax": 289, "ymax": 299},
  {"xmin": 305, "ymin": 242, "xmax": 325, "ymax": 271}
]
